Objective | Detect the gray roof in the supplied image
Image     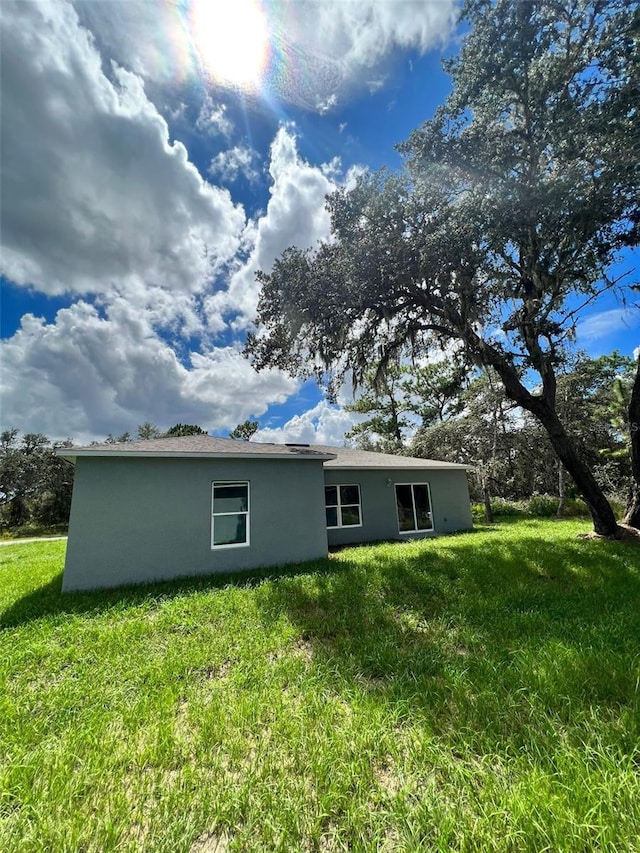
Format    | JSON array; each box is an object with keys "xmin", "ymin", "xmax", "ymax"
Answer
[
  {"xmin": 59, "ymin": 435, "xmax": 469, "ymax": 469},
  {"xmin": 310, "ymin": 445, "xmax": 468, "ymax": 470},
  {"xmin": 59, "ymin": 435, "xmax": 335, "ymax": 463}
]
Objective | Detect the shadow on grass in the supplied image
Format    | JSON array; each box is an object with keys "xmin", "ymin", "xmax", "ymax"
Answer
[
  {"xmin": 255, "ymin": 531, "xmax": 640, "ymax": 735},
  {"xmin": 3, "ymin": 527, "xmax": 639, "ymax": 752},
  {"xmin": 0, "ymin": 527, "xmax": 489, "ymax": 629},
  {"xmin": 0, "ymin": 557, "xmax": 348, "ymax": 630}
]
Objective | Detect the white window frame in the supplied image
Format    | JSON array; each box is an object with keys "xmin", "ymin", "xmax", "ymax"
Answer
[
  {"xmin": 211, "ymin": 481, "xmax": 250, "ymax": 550},
  {"xmin": 394, "ymin": 482, "xmax": 434, "ymax": 534},
  {"xmin": 325, "ymin": 483, "xmax": 363, "ymax": 529}
]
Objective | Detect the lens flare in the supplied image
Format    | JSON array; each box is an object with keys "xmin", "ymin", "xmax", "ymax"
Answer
[{"xmin": 190, "ymin": 0, "xmax": 269, "ymax": 90}]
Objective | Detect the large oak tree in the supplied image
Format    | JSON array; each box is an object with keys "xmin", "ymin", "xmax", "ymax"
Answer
[{"xmin": 247, "ymin": 0, "xmax": 639, "ymax": 535}]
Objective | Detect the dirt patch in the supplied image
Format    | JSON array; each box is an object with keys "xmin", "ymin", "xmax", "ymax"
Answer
[
  {"xmin": 292, "ymin": 636, "xmax": 314, "ymax": 662},
  {"xmin": 373, "ymin": 758, "xmax": 404, "ymax": 797},
  {"xmin": 190, "ymin": 830, "xmax": 231, "ymax": 852}
]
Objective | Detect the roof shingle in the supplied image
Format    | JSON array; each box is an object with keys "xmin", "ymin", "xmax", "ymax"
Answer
[{"xmin": 59, "ymin": 435, "xmax": 468, "ymax": 469}]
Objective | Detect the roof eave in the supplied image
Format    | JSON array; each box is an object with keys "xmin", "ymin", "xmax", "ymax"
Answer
[
  {"xmin": 323, "ymin": 462, "xmax": 471, "ymax": 470},
  {"xmin": 57, "ymin": 449, "xmax": 336, "ymax": 463}
]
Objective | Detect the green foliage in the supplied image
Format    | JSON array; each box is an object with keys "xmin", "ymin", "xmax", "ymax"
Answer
[
  {"xmin": 527, "ymin": 494, "xmax": 564, "ymax": 518},
  {"xmin": 0, "ymin": 430, "xmax": 73, "ymax": 532},
  {"xmin": 471, "ymin": 500, "xmax": 526, "ymax": 522},
  {"xmin": 472, "ymin": 496, "xmax": 593, "ymax": 522},
  {"xmin": 165, "ymin": 423, "xmax": 207, "ymax": 437},
  {"xmin": 104, "ymin": 431, "xmax": 131, "ymax": 444},
  {"xmin": 1, "ymin": 524, "xmax": 639, "ymax": 851},
  {"xmin": 103, "ymin": 423, "xmax": 208, "ymax": 441},
  {"xmin": 229, "ymin": 420, "xmax": 259, "ymax": 441},
  {"xmin": 345, "ymin": 360, "xmax": 466, "ymax": 452},
  {"xmin": 563, "ymin": 497, "xmax": 591, "ymax": 518},
  {"xmin": 410, "ymin": 356, "xmax": 636, "ymax": 509},
  {"xmin": 137, "ymin": 422, "xmax": 162, "ymax": 440}
]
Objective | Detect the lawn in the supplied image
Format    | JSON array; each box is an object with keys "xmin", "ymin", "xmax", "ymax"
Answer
[{"xmin": 1, "ymin": 520, "xmax": 639, "ymax": 853}]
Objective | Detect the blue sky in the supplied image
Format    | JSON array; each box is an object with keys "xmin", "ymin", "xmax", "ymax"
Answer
[{"xmin": 1, "ymin": 0, "xmax": 637, "ymax": 445}]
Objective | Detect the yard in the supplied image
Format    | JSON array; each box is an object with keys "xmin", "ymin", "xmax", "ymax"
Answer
[{"xmin": 1, "ymin": 520, "xmax": 639, "ymax": 852}]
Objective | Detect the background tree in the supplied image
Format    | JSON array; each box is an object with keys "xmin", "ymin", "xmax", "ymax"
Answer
[
  {"xmin": 407, "ymin": 354, "xmax": 635, "ymax": 514},
  {"xmin": 104, "ymin": 432, "xmax": 131, "ymax": 444},
  {"xmin": 344, "ymin": 364, "xmax": 411, "ymax": 452},
  {"xmin": 165, "ymin": 423, "xmax": 207, "ymax": 437},
  {"xmin": 345, "ymin": 359, "xmax": 467, "ymax": 452},
  {"xmin": 402, "ymin": 359, "xmax": 467, "ymax": 427},
  {"xmin": 229, "ymin": 420, "xmax": 259, "ymax": 441},
  {"xmin": 0, "ymin": 430, "xmax": 74, "ymax": 530},
  {"xmin": 554, "ymin": 352, "xmax": 634, "ymax": 505},
  {"xmin": 247, "ymin": 0, "xmax": 638, "ymax": 535},
  {"xmin": 137, "ymin": 422, "xmax": 162, "ymax": 441},
  {"xmin": 624, "ymin": 354, "xmax": 640, "ymax": 526},
  {"xmin": 410, "ymin": 369, "xmax": 517, "ymax": 521}
]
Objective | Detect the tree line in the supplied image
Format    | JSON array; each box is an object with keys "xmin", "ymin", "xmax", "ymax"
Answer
[
  {"xmin": 1, "ymin": 354, "xmax": 636, "ymax": 535},
  {"xmin": 0, "ymin": 422, "xmax": 205, "ymax": 533},
  {"xmin": 344, "ymin": 352, "xmax": 636, "ymax": 523},
  {"xmin": 0, "ymin": 421, "xmax": 265, "ymax": 533}
]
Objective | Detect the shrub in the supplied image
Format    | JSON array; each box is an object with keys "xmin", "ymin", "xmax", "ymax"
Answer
[
  {"xmin": 492, "ymin": 499, "xmax": 527, "ymax": 517},
  {"xmin": 471, "ymin": 500, "xmax": 526, "ymax": 522},
  {"xmin": 562, "ymin": 498, "xmax": 590, "ymax": 518},
  {"xmin": 471, "ymin": 495, "xmax": 593, "ymax": 522},
  {"xmin": 526, "ymin": 494, "xmax": 559, "ymax": 517},
  {"xmin": 609, "ymin": 496, "xmax": 628, "ymax": 520}
]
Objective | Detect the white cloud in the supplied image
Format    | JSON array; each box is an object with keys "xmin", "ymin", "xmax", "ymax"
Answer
[
  {"xmin": 0, "ymin": 301, "xmax": 298, "ymax": 443},
  {"xmin": 576, "ymin": 307, "xmax": 639, "ymax": 342},
  {"xmin": 257, "ymin": 1, "xmax": 456, "ymax": 108},
  {"xmin": 204, "ymin": 126, "xmax": 336, "ymax": 331},
  {"xmin": 72, "ymin": 0, "xmax": 189, "ymax": 85},
  {"xmin": 316, "ymin": 93, "xmax": 338, "ymax": 114},
  {"xmin": 0, "ymin": 0, "xmax": 458, "ymax": 445},
  {"xmin": 256, "ymin": 399, "xmax": 362, "ymax": 446},
  {"xmin": 320, "ymin": 156, "xmax": 343, "ymax": 180},
  {"xmin": 367, "ymin": 77, "xmax": 387, "ymax": 93},
  {"xmin": 71, "ymin": 0, "xmax": 457, "ymax": 111},
  {"xmin": 0, "ymin": 1, "xmax": 244, "ymax": 297},
  {"xmin": 314, "ymin": 1, "xmax": 455, "ymax": 67},
  {"xmin": 195, "ymin": 97, "xmax": 234, "ymax": 138},
  {"xmin": 209, "ymin": 144, "xmax": 260, "ymax": 184}
]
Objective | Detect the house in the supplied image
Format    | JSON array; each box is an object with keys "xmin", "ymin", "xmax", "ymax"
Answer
[{"xmin": 58, "ymin": 435, "xmax": 473, "ymax": 591}]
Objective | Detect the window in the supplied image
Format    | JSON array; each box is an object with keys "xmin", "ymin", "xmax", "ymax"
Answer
[
  {"xmin": 212, "ymin": 481, "xmax": 249, "ymax": 548},
  {"xmin": 325, "ymin": 484, "xmax": 362, "ymax": 528},
  {"xmin": 395, "ymin": 483, "xmax": 433, "ymax": 533}
]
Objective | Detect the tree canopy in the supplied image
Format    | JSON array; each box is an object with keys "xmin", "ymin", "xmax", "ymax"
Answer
[
  {"xmin": 229, "ymin": 420, "xmax": 259, "ymax": 441},
  {"xmin": 0, "ymin": 430, "xmax": 74, "ymax": 529},
  {"xmin": 246, "ymin": 0, "xmax": 638, "ymax": 535}
]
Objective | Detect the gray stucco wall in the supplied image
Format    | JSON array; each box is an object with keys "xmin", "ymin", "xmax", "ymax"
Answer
[
  {"xmin": 62, "ymin": 456, "xmax": 328, "ymax": 591},
  {"xmin": 324, "ymin": 468, "xmax": 472, "ymax": 548}
]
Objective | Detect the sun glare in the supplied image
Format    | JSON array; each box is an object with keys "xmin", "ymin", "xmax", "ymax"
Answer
[{"xmin": 190, "ymin": 0, "xmax": 269, "ymax": 89}]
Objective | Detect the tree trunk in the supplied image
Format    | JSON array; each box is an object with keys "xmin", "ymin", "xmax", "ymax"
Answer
[
  {"xmin": 556, "ymin": 464, "xmax": 566, "ymax": 519},
  {"xmin": 624, "ymin": 481, "xmax": 640, "ymax": 528},
  {"xmin": 482, "ymin": 476, "xmax": 494, "ymax": 523},
  {"xmin": 475, "ymin": 339, "xmax": 619, "ymax": 536},
  {"xmin": 528, "ymin": 404, "xmax": 618, "ymax": 535},
  {"xmin": 9, "ymin": 495, "xmax": 27, "ymax": 527},
  {"xmin": 623, "ymin": 355, "xmax": 640, "ymax": 529}
]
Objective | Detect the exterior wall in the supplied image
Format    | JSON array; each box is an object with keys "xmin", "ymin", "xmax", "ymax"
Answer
[
  {"xmin": 63, "ymin": 456, "xmax": 328, "ymax": 591},
  {"xmin": 324, "ymin": 468, "xmax": 472, "ymax": 548}
]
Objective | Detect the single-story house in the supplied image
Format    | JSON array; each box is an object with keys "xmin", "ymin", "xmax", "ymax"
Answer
[{"xmin": 58, "ymin": 435, "xmax": 472, "ymax": 591}]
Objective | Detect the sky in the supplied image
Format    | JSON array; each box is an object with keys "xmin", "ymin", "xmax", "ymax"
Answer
[{"xmin": 1, "ymin": 0, "xmax": 638, "ymax": 446}]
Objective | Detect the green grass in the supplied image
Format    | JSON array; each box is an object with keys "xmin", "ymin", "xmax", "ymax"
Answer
[{"xmin": 1, "ymin": 520, "xmax": 639, "ymax": 852}]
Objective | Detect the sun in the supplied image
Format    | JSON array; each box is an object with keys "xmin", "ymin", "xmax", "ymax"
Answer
[{"xmin": 190, "ymin": 0, "xmax": 269, "ymax": 89}]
